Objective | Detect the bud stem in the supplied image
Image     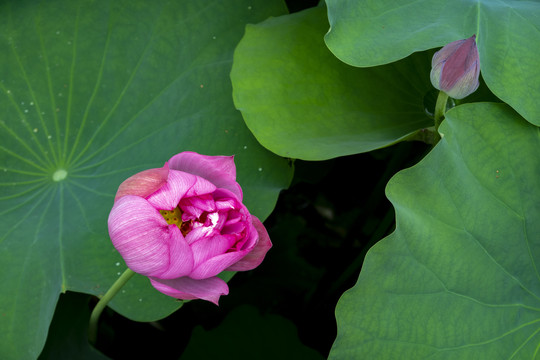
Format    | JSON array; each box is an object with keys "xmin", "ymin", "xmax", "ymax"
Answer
[
  {"xmin": 434, "ymin": 91, "xmax": 449, "ymax": 142},
  {"xmin": 88, "ymin": 268, "xmax": 136, "ymax": 346}
]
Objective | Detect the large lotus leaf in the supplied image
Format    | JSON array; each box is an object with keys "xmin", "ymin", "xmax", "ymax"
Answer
[
  {"xmin": 0, "ymin": 0, "xmax": 291, "ymax": 359},
  {"xmin": 330, "ymin": 102, "xmax": 540, "ymax": 359},
  {"xmin": 230, "ymin": 6, "xmax": 434, "ymax": 160},
  {"xmin": 324, "ymin": 0, "xmax": 540, "ymax": 126}
]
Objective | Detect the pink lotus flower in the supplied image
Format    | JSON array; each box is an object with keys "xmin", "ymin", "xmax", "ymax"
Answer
[
  {"xmin": 430, "ymin": 35, "xmax": 480, "ymax": 99},
  {"xmin": 108, "ymin": 152, "xmax": 271, "ymax": 304}
]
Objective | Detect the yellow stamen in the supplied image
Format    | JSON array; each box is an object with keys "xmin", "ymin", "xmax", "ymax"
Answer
[
  {"xmin": 160, "ymin": 207, "xmax": 183, "ymax": 228},
  {"xmin": 160, "ymin": 207, "xmax": 191, "ymax": 236}
]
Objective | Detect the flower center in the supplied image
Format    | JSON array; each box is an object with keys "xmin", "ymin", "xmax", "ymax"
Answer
[{"xmin": 160, "ymin": 207, "xmax": 191, "ymax": 235}]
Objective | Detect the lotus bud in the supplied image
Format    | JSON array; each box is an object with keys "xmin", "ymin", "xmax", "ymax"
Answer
[
  {"xmin": 430, "ymin": 35, "xmax": 480, "ymax": 99},
  {"xmin": 107, "ymin": 151, "xmax": 272, "ymax": 305}
]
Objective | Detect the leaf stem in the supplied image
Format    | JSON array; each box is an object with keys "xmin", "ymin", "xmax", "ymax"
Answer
[
  {"xmin": 433, "ymin": 91, "xmax": 449, "ymax": 142},
  {"xmin": 89, "ymin": 268, "xmax": 135, "ymax": 346}
]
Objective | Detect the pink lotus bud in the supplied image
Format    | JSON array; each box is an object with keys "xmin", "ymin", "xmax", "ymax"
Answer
[
  {"xmin": 108, "ymin": 152, "xmax": 272, "ymax": 305},
  {"xmin": 430, "ymin": 35, "xmax": 480, "ymax": 99}
]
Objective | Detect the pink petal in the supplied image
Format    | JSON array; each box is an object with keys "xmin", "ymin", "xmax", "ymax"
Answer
[
  {"xmin": 226, "ymin": 216, "xmax": 272, "ymax": 271},
  {"xmin": 189, "ymin": 248, "xmax": 252, "ymax": 280},
  {"xmin": 184, "ymin": 211, "xmax": 228, "ymax": 244},
  {"xmin": 184, "ymin": 226, "xmax": 212, "ymax": 245},
  {"xmin": 431, "ymin": 38, "xmax": 465, "ymax": 67},
  {"xmin": 168, "ymin": 152, "xmax": 243, "ymax": 200},
  {"xmin": 216, "ymin": 198, "xmax": 236, "ymax": 210},
  {"xmin": 445, "ymin": 60, "xmax": 480, "ymax": 99},
  {"xmin": 222, "ymin": 220, "xmax": 246, "ymax": 235},
  {"xmin": 149, "ymin": 276, "xmax": 229, "ymax": 305},
  {"xmin": 431, "ymin": 35, "xmax": 480, "ymax": 99},
  {"xmin": 114, "ymin": 166, "xmax": 169, "ymax": 202},
  {"xmin": 190, "ymin": 234, "xmax": 237, "ymax": 268},
  {"xmin": 439, "ymin": 36, "xmax": 477, "ymax": 90},
  {"xmin": 188, "ymin": 222, "xmax": 259, "ymax": 279},
  {"xmin": 108, "ymin": 195, "xmax": 194, "ymax": 278},
  {"xmin": 429, "ymin": 61, "xmax": 444, "ymax": 91},
  {"xmin": 179, "ymin": 195, "xmax": 216, "ymax": 218},
  {"xmin": 158, "ymin": 227, "xmax": 196, "ymax": 279},
  {"xmin": 213, "ymin": 188, "xmax": 241, "ymax": 203},
  {"xmin": 146, "ymin": 170, "xmax": 216, "ymax": 210}
]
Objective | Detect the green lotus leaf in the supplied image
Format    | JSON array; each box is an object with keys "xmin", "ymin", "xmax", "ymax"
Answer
[
  {"xmin": 231, "ymin": 6, "xmax": 434, "ymax": 160},
  {"xmin": 330, "ymin": 102, "xmax": 540, "ymax": 359},
  {"xmin": 325, "ymin": 0, "xmax": 540, "ymax": 126},
  {"xmin": 0, "ymin": 1, "xmax": 291, "ymax": 359}
]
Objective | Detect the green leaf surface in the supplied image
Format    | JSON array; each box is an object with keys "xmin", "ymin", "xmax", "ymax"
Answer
[
  {"xmin": 324, "ymin": 0, "xmax": 540, "ymax": 126},
  {"xmin": 180, "ymin": 305, "xmax": 325, "ymax": 360},
  {"xmin": 330, "ymin": 102, "xmax": 540, "ymax": 359},
  {"xmin": 231, "ymin": 6, "xmax": 434, "ymax": 160},
  {"xmin": 0, "ymin": 0, "xmax": 291, "ymax": 359}
]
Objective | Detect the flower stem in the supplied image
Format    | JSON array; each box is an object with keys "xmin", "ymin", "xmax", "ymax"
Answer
[
  {"xmin": 89, "ymin": 268, "xmax": 135, "ymax": 345},
  {"xmin": 433, "ymin": 91, "xmax": 449, "ymax": 141}
]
